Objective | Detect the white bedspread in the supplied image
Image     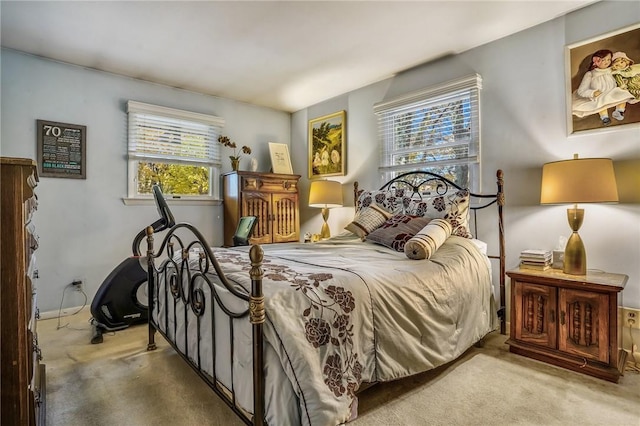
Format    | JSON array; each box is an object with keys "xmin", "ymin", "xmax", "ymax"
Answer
[{"xmin": 153, "ymin": 234, "xmax": 496, "ymax": 426}]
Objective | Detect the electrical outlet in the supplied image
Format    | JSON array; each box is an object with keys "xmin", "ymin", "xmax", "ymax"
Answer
[
  {"xmin": 71, "ymin": 279, "xmax": 83, "ymax": 292},
  {"xmin": 620, "ymin": 307, "xmax": 640, "ymax": 330}
]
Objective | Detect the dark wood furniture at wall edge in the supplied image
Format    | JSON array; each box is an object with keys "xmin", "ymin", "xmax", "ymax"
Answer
[
  {"xmin": 506, "ymin": 268, "xmax": 627, "ymax": 383},
  {"xmin": 222, "ymin": 171, "xmax": 301, "ymax": 247},
  {"xmin": 0, "ymin": 157, "xmax": 45, "ymax": 425},
  {"xmin": 146, "ymin": 169, "xmax": 506, "ymax": 425}
]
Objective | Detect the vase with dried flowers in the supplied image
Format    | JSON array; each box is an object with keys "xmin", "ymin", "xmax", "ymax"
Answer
[{"xmin": 218, "ymin": 135, "xmax": 251, "ymax": 171}]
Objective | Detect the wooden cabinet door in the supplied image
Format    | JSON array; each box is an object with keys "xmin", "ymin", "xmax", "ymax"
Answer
[
  {"xmin": 558, "ymin": 288, "xmax": 608, "ymax": 363},
  {"xmin": 272, "ymin": 193, "xmax": 299, "ymax": 243},
  {"xmin": 513, "ymin": 281, "xmax": 557, "ymax": 349},
  {"xmin": 241, "ymin": 192, "xmax": 272, "ymax": 245}
]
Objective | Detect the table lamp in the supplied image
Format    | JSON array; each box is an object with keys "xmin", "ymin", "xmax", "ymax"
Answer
[
  {"xmin": 309, "ymin": 180, "xmax": 343, "ymax": 239},
  {"xmin": 540, "ymin": 154, "xmax": 618, "ymax": 275}
]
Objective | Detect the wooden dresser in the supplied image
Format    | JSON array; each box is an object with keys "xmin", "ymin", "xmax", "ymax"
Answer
[
  {"xmin": 1, "ymin": 157, "xmax": 45, "ymax": 425},
  {"xmin": 222, "ymin": 171, "xmax": 300, "ymax": 247}
]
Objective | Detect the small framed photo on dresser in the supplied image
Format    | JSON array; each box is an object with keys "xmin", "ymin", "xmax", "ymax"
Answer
[{"xmin": 269, "ymin": 142, "xmax": 293, "ymax": 174}]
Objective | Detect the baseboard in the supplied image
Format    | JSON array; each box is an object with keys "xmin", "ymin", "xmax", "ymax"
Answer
[{"xmin": 39, "ymin": 306, "xmax": 87, "ymax": 320}]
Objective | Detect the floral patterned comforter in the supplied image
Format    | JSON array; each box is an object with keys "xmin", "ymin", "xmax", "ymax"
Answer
[{"xmin": 209, "ymin": 234, "xmax": 496, "ymax": 426}]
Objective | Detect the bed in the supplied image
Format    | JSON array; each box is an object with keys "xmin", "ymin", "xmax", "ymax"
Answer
[{"xmin": 144, "ymin": 170, "xmax": 505, "ymax": 426}]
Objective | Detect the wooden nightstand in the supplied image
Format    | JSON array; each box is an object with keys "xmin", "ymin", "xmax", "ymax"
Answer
[{"xmin": 506, "ymin": 268, "xmax": 627, "ymax": 383}]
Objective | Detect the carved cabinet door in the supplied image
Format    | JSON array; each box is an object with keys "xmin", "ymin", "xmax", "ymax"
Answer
[
  {"xmin": 558, "ymin": 288, "xmax": 609, "ymax": 363},
  {"xmin": 242, "ymin": 192, "xmax": 272, "ymax": 245},
  {"xmin": 513, "ymin": 281, "xmax": 557, "ymax": 349},
  {"xmin": 271, "ymin": 193, "xmax": 299, "ymax": 243}
]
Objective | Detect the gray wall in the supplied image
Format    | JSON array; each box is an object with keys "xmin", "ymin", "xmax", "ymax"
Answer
[
  {"xmin": 1, "ymin": 49, "xmax": 290, "ymax": 312},
  {"xmin": 292, "ymin": 1, "xmax": 640, "ymax": 310},
  {"xmin": 1, "ymin": 1, "xmax": 638, "ymax": 316}
]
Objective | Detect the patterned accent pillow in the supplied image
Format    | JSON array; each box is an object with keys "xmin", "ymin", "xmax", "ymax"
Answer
[
  {"xmin": 355, "ymin": 188, "xmax": 408, "ymax": 214},
  {"xmin": 404, "ymin": 190, "xmax": 472, "ymax": 239},
  {"xmin": 365, "ymin": 215, "xmax": 431, "ymax": 252},
  {"xmin": 404, "ymin": 219, "xmax": 453, "ymax": 260},
  {"xmin": 344, "ymin": 204, "xmax": 393, "ymax": 240}
]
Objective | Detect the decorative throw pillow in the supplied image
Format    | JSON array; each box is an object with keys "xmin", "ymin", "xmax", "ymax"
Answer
[
  {"xmin": 344, "ymin": 204, "xmax": 393, "ymax": 240},
  {"xmin": 404, "ymin": 219, "xmax": 453, "ymax": 260},
  {"xmin": 404, "ymin": 189, "xmax": 472, "ymax": 238},
  {"xmin": 365, "ymin": 215, "xmax": 431, "ymax": 252},
  {"xmin": 355, "ymin": 188, "xmax": 409, "ymax": 214}
]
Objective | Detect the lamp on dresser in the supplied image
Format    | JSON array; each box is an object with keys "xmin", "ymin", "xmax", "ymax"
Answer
[
  {"xmin": 309, "ymin": 180, "xmax": 343, "ymax": 239},
  {"xmin": 540, "ymin": 154, "xmax": 618, "ymax": 275}
]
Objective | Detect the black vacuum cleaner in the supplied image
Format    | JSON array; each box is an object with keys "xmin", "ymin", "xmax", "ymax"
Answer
[{"xmin": 90, "ymin": 185, "xmax": 175, "ymax": 344}]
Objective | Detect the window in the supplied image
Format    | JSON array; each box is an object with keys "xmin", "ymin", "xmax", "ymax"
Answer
[
  {"xmin": 127, "ymin": 101, "xmax": 224, "ymax": 200},
  {"xmin": 374, "ymin": 74, "xmax": 482, "ymax": 191}
]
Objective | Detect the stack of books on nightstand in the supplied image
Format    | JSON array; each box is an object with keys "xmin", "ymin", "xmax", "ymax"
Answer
[{"xmin": 520, "ymin": 249, "xmax": 552, "ymax": 271}]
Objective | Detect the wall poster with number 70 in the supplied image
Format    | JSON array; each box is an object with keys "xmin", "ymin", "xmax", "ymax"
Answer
[{"xmin": 37, "ymin": 119, "xmax": 86, "ymax": 179}]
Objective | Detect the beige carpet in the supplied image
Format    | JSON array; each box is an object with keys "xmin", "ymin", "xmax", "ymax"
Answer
[{"xmin": 40, "ymin": 309, "xmax": 640, "ymax": 426}]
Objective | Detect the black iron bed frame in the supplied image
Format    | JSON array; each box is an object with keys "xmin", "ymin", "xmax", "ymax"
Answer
[{"xmin": 144, "ymin": 169, "xmax": 505, "ymax": 425}]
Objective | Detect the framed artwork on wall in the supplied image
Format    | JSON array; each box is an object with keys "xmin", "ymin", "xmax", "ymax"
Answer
[
  {"xmin": 308, "ymin": 110, "xmax": 346, "ymax": 179},
  {"xmin": 565, "ymin": 23, "xmax": 640, "ymax": 135}
]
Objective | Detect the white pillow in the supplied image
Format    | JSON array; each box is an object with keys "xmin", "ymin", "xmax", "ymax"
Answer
[{"xmin": 404, "ymin": 219, "xmax": 453, "ymax": 260}]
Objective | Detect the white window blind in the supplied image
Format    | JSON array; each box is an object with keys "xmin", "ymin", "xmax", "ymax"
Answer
[
  {"xmin": 128, "ymin": 101, "xmax": 224, "ymax": 166},
  {"xmin": 374, "ymin": 74, "xmax": 482, "ymax": 190},
  {"xmin": 126, "ymin": 101, "xmax": 225, "ymax": 199}
]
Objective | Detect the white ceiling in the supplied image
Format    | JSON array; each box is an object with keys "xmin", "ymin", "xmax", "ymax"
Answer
[{"xmin": 1, "ymin": 1, "xmax": 593, "ymax": 112}]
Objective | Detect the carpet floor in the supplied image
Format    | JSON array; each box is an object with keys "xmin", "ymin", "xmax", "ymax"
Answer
[{"xmin": 39, "ymin": 309, "xmax": 640, "ymax": 425}]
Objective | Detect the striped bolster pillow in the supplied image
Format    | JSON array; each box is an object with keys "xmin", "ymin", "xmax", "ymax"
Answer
[
  {"xmin": 404, "ymin": 219, "xmax": 453, "ymax": 260},
  {"xmin": 344, "ymin": 204, "xmax": 392, "ymax": 240}
]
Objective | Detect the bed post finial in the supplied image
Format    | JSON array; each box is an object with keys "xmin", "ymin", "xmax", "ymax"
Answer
[{"xmin": 249, "ymin": 244, "xmax": 265, "ymax": 324}]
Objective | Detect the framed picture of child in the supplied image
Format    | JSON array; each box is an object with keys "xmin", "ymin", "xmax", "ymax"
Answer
[{"xmin": 565, "ymin": 23, "xmax": 640, "ymax": 135}]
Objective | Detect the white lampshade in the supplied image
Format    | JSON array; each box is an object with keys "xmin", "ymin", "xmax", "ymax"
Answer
[
  {"xmin": 540, "ymin": 155, "xmax": 618, "ymax": 205},
  {"xmin": 309, "ymin": 180, "xmax": 343, "ymax": 208}
]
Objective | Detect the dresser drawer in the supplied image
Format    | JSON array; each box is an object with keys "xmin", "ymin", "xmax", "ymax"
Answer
[{"xmin": 241, "ymin": 175, "xmax": 298, "ymax": 193}]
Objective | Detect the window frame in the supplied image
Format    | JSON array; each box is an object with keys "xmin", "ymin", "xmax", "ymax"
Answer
[
  {"xmin": 373, "ymin": 74, "xmax": 482, "ymax": 192},
  {"xmin": 126, "ymin": 101, "xmax": 225, "ymax": 202}
]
